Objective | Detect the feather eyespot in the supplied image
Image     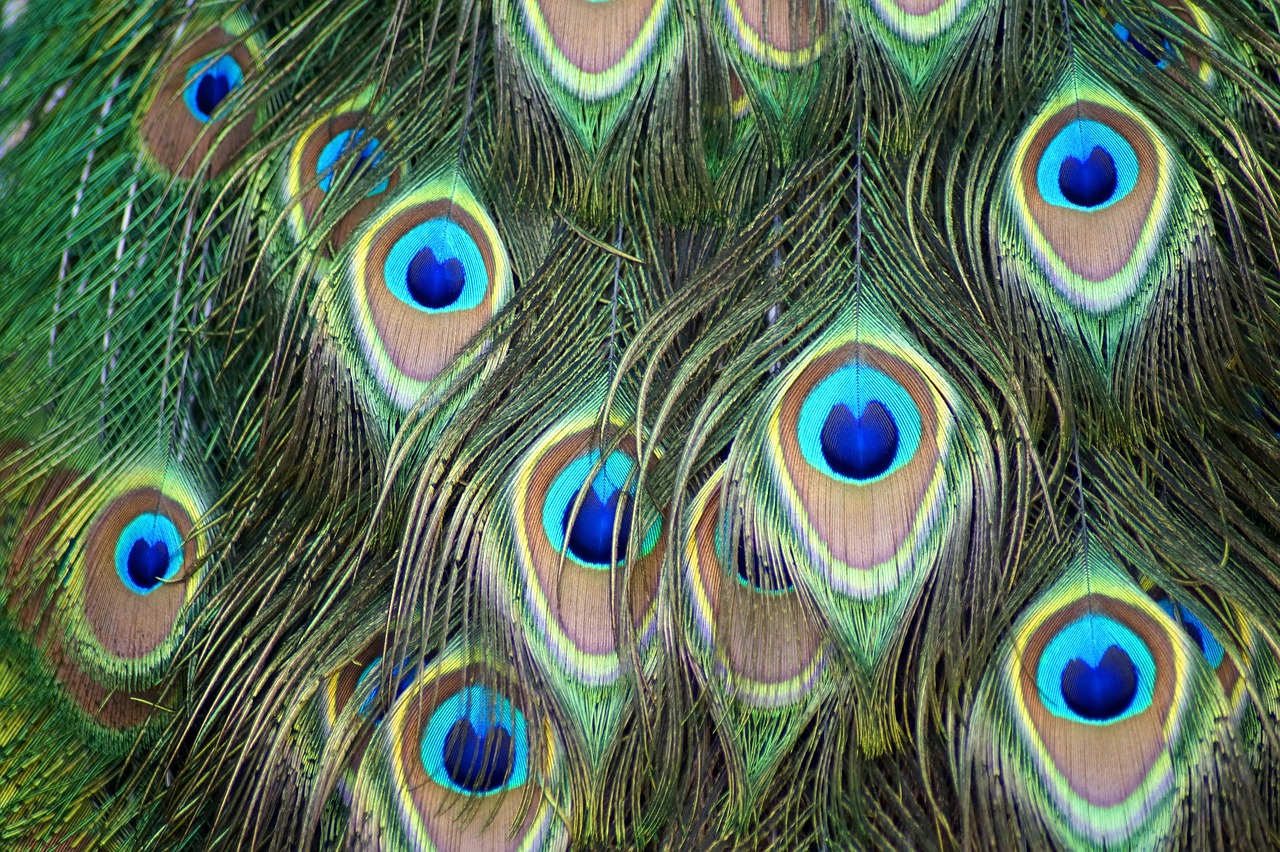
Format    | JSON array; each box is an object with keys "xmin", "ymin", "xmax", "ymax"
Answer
[
  {"xmin": 316, "ymin": 130, "xmax": 386, "ymax": 195},
  {"xmin": 348, "ymin": 648, "xmax": 570, "ymax": 851},
  {"xmin": 137, "ymin": 15, "xmax": 260, "ymax": 179},
  {"xmin": 503, "ymin": 422, "xmax": 664, "ymax": 687},
  {"xmin": 284, "ymin": 92, "xmax": 402, "ymax": 257},
  {"xmin": 6, "ymin": 463, "xmax": 208, "ymax": 732},
  {"xmin": 182, "ymin": 54, "xmax": 243, "ymax": 123},
  {"xmin": 383, "ymin": 218, "xmax": 490, "ymax": 314},
  {"xmin": 480, "ymin": 408, "xmax": 668, "ymax": 763},
  {"xmin": 684, "ymin": 467, "xmax": 822, "ymax": 710},
  {"xmin": 723, "ymin": 526, "xmax": 793, "ymax": 593},
  {"xmin": 540, "ymin": 448, "xmax": 657, "ymax": 569},
  {"xmin": 1148, "ymin": 591, "xmax": 1246, "ymax": 711},
  {"xmin": 309, "ymin": 638, "xmax": 407, "ymax": 802},
  {"xmin": 353, "ymin": 656, "xmax": 420, "ymax": 719},
  {"xmin": 1003, "ymin": 78, "xmax": 1179, "ymax": 314},
  {"xmin": 1112, "ymin": 1, "xmax": 1221, "ymax": 86},
  {"xmin": 770, "ymin": 341, "xmax": 948, "ymax": 599},
  {"xmin": 1112, "ymin": 22, "xmax": 1171, "ymax": 68},
  {"xmin": 799, "ymin": 362, "xmax": 921, "ymax": 484},
  {"xmin": 975, "ymin": 553, "xmax": 1226, "ymax": 848},
  {"xmin": 1016, "ymin": 595, "xmax": 1180, "ymax": 815},
  {"xmin": 1159, "ymin": 0, "xmax": 1222, "ymax": 86},
  {"xmin": 322, "ymin": 640, "xmax": 386, "ymax": 732},
  {"xmin": 1156, "ymin": 600, "xmax": 1225, "ymax": 669},
  {"xmin": 1035, "ymin": 614, "xmax": 1156, "ymax": 724},
  {"xmin": 513, "ymin": 0, "xmax": 672, "ymax": 101},
  {"xmin": 751, "ymin": 318, "xmax": 990, "ymax": 669},
  {"xmin": 77, "ymin": 474, "xmax": 206, "ymax": 664},
  {"xmin": 421, "ymin": 685, "xmax": 529, "ymax": 796},
  {"xmin": 114, "ymin": 512, "xmax": 185, "ymax": 594},
  {"xmin": 1036, "ymin": 119, "xmax": 1137, "ymax": 213},
  {"xmin": 337, "ymin": 175, "xmax": 512, "ymax": 414}
]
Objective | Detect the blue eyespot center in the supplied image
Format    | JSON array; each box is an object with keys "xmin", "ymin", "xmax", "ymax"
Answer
[
  {"xmin": 542, "ymin": 450, "xmax": 661, "ymax": 569},
  {"xmin": 196, "ymin": 74, "xmax": 230, "ymax": 117},
  {"xmin": 1060, "ymin": 645, "xmax": 1138, "ymax": 721},
  {"xmin": 421, "ymin": 685, "xmax": 530, "ymax": 796},
  {"xmin": 820, "ymin": 400, "xmax": 899, "ymax": 481},
  {"xmin": 316, "ymin": 129, "xmax": 387, "ymax": 195},
  {"xmin": 562, "ymin": 482, "xmax": 631, "ymax": 567},
  {"xmin": 353, "ymin": 141, "xmax": 380, "ymax": 178},
  {"xmin": 383, "ymin": 218, "xmax": 488, "ymax": 314},
  {"xmin": 113, "ymin": 513, "xmax": 184, "ymax": 595},
  {"xmin": 732, "ymin": 533, "xmax": 792, "ymax": 592},
  {"xmin": 1036, "ymin": 613, "xmax": 1156, "ymax": 725},
  {"xmin": 1113, "ymin": 22, "xmax": 1169, "ymax": 66},
  {"xmin": 354, "ymin": 657, "xmax": 419, "ymax": 719},
  {"xmin": 1036, "ymin": 119, "xmax": 1139, "ymax": 212},
  {"xmin": 797, "ymin": 363, "xmax": 922, "ymax": 484},
  {"xmin": 127, "ymin": 539, "xmax": 171, "ymax": 590},
  {"xmin": 407, "ymin": 248, "xmax": 467, "ymax": 309},
  {"xmin": 1157, "ymin": 599, "xmax": 1225, "ymax": 668},
  {"xmin": 1058, "ymin": 146, "xmax": 1118, "ymax": 209},
  {"xmin": 183, "ymin": 55, "xmax": 243, "ymax": 123},
  {"xmin": 443, "ymin": 718, "xmax": 515, "ymax": 794},
  {"xmin": 1183, "ymin": 621, "xmax": 1206, "ymax": 653}
]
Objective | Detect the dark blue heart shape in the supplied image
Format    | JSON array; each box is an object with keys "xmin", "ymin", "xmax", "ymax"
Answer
[
  {"xmin": 820, "ymin": 400, "xmax": 899, "ymax": 480},
  {"xmin": 1124, "ymin": 32, "xmax": 1163, "ymax": 65},
  {"xmin": 352, "ymin": 139, "xmax": 378, "ymax": 175},
  {"xmin": 734, "ymin": 532, "xmax": 792, "ymax": 592},
  {"xmin": 562, "ymin": 484, "xmax": 632, "ymax": 566},
  {"xmin": 1058, "ymin": 146, "xmax": 1118, "ymax": 208},
  {"xmin": 127, "ymin": 538, "xmax": 171, "ymax": 590},
  {"xmin": 356, "ymin": 662, "xmax": 418, "ymax": 720},
  {"xmin": 406, "ymin": 248, "xmax": 466, "ymax": 309},
  {"xmin": 1113, "ymin": 22, "xmax": 1168, "ymax": 65},
  {"xmin": 194, "ymin": 71, "xmax": 232, "ymax": 119},
  {"xmin": 443, "ymin": 718, "xmax": 514, "ymax": 794},
  {"xmin": 1060, "ymin": 645, "xmax": 1138, "ymax": 721}
]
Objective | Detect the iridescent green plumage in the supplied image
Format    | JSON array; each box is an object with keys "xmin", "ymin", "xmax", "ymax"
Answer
[{"xmin": 1, "ymin": 1, "xmax": 1280, "ymax": 849}]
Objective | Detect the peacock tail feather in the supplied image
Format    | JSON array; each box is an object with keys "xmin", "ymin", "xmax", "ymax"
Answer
[
  {"xmin": 345, "ymin": 638, "xmax": 572, "ymax": 851},
  {"xmin": 735, "ymin": 303, "xmax": 994, "ymax": 672},
  {"xmin": 476, "ymin": 388, "xmax": 666, "ymax": 790},
  {"xmin": 680, "ymin": 463, "xmax": 833, "ymax": 813},
  {"xmin": 968, "ymin": 543, "xmax": 1267, "ymax": 849},
  {"xmin": 848, "ymin": 0, "xmax": 989, "ymax": 88}
]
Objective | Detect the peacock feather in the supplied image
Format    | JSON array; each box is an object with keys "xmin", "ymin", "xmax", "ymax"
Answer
[
  {"xmin": 714, "ymin": 0, "xmax": 827, "ymax": 127},
  {"xmin": 849, "ymin": 0, "xmax": 988, "ymax": 88},
  {"xmin": 278, "ymin": 86, "xmax": 403, "ymax": 264},
  {"xmin": 680, "ymin": 463, "xmax": 832, "ymax": 812},
  {"xmin": 735, "ymin": 303, "xmax": 994, "ymax": 674},
  {"xmin": 480, "ymin": 391, "xmax": 665, "ymax": 771},
  {"xmin": 136, "ymin": 11, "xmax": 263, "ymax": 180},
  {"xmin": 345, "ymin": 639, "xmax": 573, "ymax": 851},
  {"xmin": 327, "ymin": 169, "xmax": 514, "ymax": 422},
  {"xmin": 968, "ymin": 544, "xmax": 1266, "ymax": 849},
  {"xmin": 992, "ymin": 65, "xmax": 1212, "ymax": 372}
]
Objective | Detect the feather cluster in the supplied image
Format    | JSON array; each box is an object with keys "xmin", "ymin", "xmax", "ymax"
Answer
[{"xmin": 1, "ymin": 1, "xmax": 1279, "ymax": 849}]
